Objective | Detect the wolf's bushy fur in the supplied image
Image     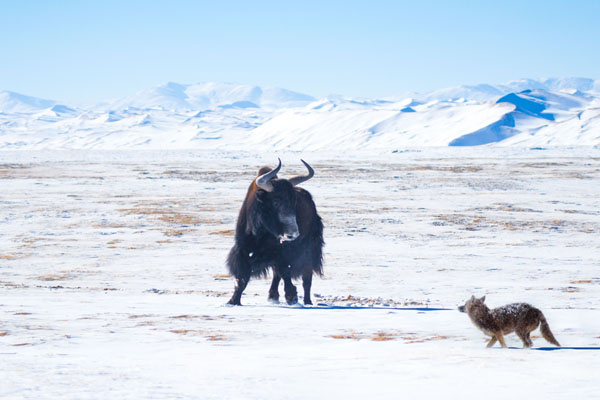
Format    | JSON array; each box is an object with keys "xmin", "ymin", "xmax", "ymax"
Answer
[{"xmin": 458, "ymin": 296, "xmax": 560, "ymax": 348}]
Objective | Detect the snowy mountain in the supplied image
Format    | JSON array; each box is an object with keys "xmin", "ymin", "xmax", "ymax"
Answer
[
  {"xmin": 409, "ymin": 77, "xmax": 599, "ymax": 104},
  {"xmin": 105, "ymin": 82, "xmax": 315, "ymax": 111},
  {"xmin": 1, "ymin": 78, "xmax": 599, "ymax": 149},
  {"xmin": 249, "ymin": 83, "xmax": 599, "ymax": 149},
  {"xmin": 447, "ymin": 89, "xmax": 595, "ymax": 146},
  {"xmin": 0, "ymin": 90, "xmax": 56, "ymax": 113}
]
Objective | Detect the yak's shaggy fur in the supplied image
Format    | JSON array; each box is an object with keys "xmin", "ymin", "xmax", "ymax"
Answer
[{"xmin": 226, "ymin": 161, "xmax": 324, "ymax": 306}]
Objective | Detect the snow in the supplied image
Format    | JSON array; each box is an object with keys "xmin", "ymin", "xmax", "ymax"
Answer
[
  {"xmin": 106, "ymin": 82, "xmax": 316, "ymax": 111},
  {"xmin": 1, "ymin": 77, "xmax": 600, "ymax": 150},
  {"xmin": 1, "ymin": 148, "xmax": 599, "ymax": 399},
  {"xmin": 0, "ymin": 91, "xmax": 56, "ymax": 113},
  {"xmin": 1, "ymin": 77, "xmax": 600, "ymax": 397},
  {"xmin": 250, "ymin": 101, "xmax": 520, "ymax": 149}
]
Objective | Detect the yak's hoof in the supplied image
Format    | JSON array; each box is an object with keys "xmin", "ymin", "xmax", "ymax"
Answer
[
  {"xmin": 227, "ymin": 299, "xmax": 242, "ymax": 306},
  {"xmin": 304, "ymin": 298, "xmax": 313, "ymax": 305},
  {"xmin": 285, "ymin": 294, "xmax": 298, "ymax": 305},
  {"xmin": 268, "ymin": 292, "xmax": 280, "ymax": 304}
]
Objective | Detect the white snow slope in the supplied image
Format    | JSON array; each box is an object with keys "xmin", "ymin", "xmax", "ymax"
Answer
[{"xmin": 1, "ymin": 78, "xmax": 599, "ymax": 150}]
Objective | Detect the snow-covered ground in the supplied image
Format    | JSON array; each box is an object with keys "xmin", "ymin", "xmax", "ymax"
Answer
[{"xmin": 1, "ymin": 148, "xmax": 599, "ymax": 399}]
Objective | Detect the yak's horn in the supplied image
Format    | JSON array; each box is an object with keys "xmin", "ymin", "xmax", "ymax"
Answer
[
  {"xmin": 255, "ymin": 158, "xmax": 282, "ymax": 192},
  {"xmin": 289, "ymin": 159, "xmax": 314, "ymax": 187}
]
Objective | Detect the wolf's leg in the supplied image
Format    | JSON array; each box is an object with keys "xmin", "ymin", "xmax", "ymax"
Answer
[
  {"xmin": 517, "ymin": 330, "xmax": 533, "ymax": 348},
  {"xmin": 496, "ymin": 333, "xmax": 507, "ymax": 348},
  {"xmin": 486, "ymin": 336, "xmax": 498, "ymax": 348},
  {"xmin": 524, "ymin": 333, "xmax": 533, "ymax": 348}
]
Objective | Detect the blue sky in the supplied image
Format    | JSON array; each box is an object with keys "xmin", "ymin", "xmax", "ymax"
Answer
[{"xmin": 1, "ymin": 0, "xmax": 599, "ymax": 104}]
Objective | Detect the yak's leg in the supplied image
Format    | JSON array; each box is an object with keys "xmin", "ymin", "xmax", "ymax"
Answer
[
  {"xmin": 302, "ymin": 271, "xmax": 313, "ymax": 305},
  {"xmin": 268, "ymin": 271, "xmax": 281, "ymax": 303},
  {"xmin": 281, "ymin": 273, "xmax": 298, "ymax": 305},
  {"xmin": 486, "ymin": 336, "xmax": 498, "ymax": 348},
  {"xmin": 227, "ymin": 273, "xmax": 250, "ymax": 306}
]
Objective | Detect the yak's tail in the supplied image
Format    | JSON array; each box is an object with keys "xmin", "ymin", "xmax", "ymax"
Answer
[
  {"xmin": 226, "ymin": 244, "xmax": 245, "ymax": 278},
  {"xmin": 311, "ymin": 213, "xmax": 324, "ymax": 276},
  {"xmin": 539, "ymin": 313, "xmax": 561, "ymax": 347}
]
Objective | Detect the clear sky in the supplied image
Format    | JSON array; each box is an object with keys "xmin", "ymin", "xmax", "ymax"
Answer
[{"xmin": 1, "ymin": 0, "xmax": 599, "ymax": 104}]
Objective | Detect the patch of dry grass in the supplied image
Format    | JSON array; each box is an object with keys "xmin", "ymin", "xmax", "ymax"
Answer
[
  {"xmin": 209, "ymin": 229, "xmax": 235, "ymax": 236},
  {"xmin": 371, "ymin": 332, "xmax": 399, "ymax": 341},
  {"xmin": 404, "ymin": 165, "xmax": 483, "ymax": 173},
  {"xmin": 157, "ymin": 214, "xmax": 202, "ymax": 225},
  {"xmin": 206, "ymin": 334, "xmax": 227, "ymax": 341},
  {"xmin": 403, "ymin": 335, "xmax": 451, "ymax": 344},
  {"xmin": 163, "ymin": 229, "xmax": 189, "ymax": 237},
  {"xmin": 38, "ymin": 273, "xmax": 73, "ymax": 281},
  {"xmin": 170, "ymin": 315, "xmax": 199, "ymax": 319},
  {"xmin": 203, "ymin": 290, "xmax": 228, "ymax": 297},
  {"xmin": 432, "ymin": 212, "xmax": 596, "ymax": 233},
  {"xmin": 169, "ymin": 329, "xmax": 228, "ymax": 341},
  {"xmin": 329, "ymin": 331, "xmax": 363, "ymax": 340},
  {"xmin": 546, "ymin": 287, "xmax": 581, "ymax": 293},
  {"xmin": 0, "ymin": 253, "xmax": 32, "ymax": 260},
  {"xmin": 329, "ymin": 331, "xmax": 403, "ymax": 341},
  {"xmin": 92, "ymin": 223, "xmax": 130, "ymax": 229},
  {"xmin": 128, "ymin": 314, "xmax": 157, "ymax": 319},
  {"xmin": 170, "ymin": 329, "xmax": 204, "ymax": 335}
]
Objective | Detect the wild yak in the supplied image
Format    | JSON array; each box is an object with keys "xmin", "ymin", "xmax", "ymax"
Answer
[{"xmin": 226, "ymin": 159, "xmax": 324, "ymax": 306}]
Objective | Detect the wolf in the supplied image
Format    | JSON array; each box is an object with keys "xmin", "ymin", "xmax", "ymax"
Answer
[{"xmin": 458, "ymin": 295, "xmax": 560, "ymax": 348}]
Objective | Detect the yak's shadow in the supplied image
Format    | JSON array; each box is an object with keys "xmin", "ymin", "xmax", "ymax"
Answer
[{"xmin": 261, "ymin": 304, "xmax": 452, "ymax": 311}]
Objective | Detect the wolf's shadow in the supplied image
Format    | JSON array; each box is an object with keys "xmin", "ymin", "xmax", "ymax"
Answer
[{"xmin": 508, "ymin": 347, "xmax": 600, "ymax": 351}]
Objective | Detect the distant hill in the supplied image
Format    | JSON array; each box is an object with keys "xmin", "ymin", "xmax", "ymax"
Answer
[
  {"xmin": 105, "ymin": 82, "xmax": 315, "ymax": 111},
  {"xmin": 0, "ymin": 90, "xmax": 56, "ymax": 113},
  {"xmin": 1, "ymin": 78, "xmax": 598, "ymax": 149}
]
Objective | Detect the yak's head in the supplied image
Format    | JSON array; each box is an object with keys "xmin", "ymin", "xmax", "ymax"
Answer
[{"xmin": 254, "ymin": 158, "xmax": 314, "ymax": 243}]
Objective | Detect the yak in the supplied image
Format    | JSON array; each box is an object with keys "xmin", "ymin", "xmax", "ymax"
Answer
[{"xmin": 226, "ymin": 158, "xmax": 324, "ymax": 306}]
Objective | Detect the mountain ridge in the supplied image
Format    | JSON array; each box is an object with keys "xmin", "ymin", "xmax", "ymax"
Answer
[{"xmin": 1, "ymin": 77, "xmax": 599, "ymax": 149}]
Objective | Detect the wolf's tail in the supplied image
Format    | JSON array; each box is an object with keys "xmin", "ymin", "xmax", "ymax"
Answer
[{"xmin": 539, "ymin": 313, "xmax": 560, "ymax": 347}]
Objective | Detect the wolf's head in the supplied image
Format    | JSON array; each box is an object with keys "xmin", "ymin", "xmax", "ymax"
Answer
[{"xmin": 458, "ymin": 295, "xmax": 486, "ymax": 313}]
